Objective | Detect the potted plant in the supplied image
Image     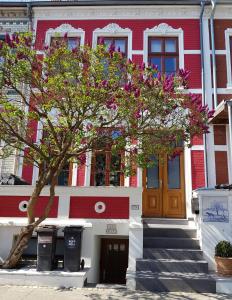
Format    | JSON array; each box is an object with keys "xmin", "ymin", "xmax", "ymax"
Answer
[{"xmin": 215, "ymin": 240, "xmax": 232, "ymax": 276}]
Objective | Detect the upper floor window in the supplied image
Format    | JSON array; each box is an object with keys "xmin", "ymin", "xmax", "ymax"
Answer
[
  {"xmin": 90, "ymin": 151, "xmax": 124, "ymax": 187},
  {"xmin": 99, "ymin": 37, "xmax": 128, "ymax": 57},
  {"xmin": 148, "ymin": 37, "xmax": 179, "ymax": 75},
  {"xmin": 51, "ymin": 36, "xmax": 80, "ymax": 50}
]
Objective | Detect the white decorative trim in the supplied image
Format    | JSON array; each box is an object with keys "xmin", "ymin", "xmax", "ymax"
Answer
[
  {"xmin": 94, "ymin": 201, "xmax": 106, "ymax": 214},
  {"xmin": 72, "ymin": 163, "xmax": 78, "ymax": 187},
  {"xmin": 215, "ymin": 50, "xmax": 227, "ymax": 55},
  {"xmin": 92, "ymin": 23, "xmax": 132, "ymax": 59},
  {"xmin": 214, "ymin": 145, "xmax": 228, "ymax": 151},
  {"xmin": 184, "ymin": 146, "xmax": 192, "ymax": 218},
  {"xmin": 216, "ymin": 88, "xmax": 232, "ymax": 95},
  {"xmin": 143, "ymin": 23, "xmax": 184, "ymax": 69},
  {"xmin": 84, "ymin": 151, "xmax": 91, "ymax": 187},
  {"xmin": 132, "ymin": 50, "xmax": 144, "ymax": 55},
  {"xmin": 18, "ymin": 200, "xmax": 28, "ymax": 212},
  {"xmin": 33, "ymin": 6, "xmax": 205, "ymax": 21},
  {"xmin": 45, "ymin": 23, "xmax": 85, "ymax": 46},
  {"xmin": 225, "ymin": 28, "xmax": 232, "ymax": 89},
  {"xmin": 226, "ymin": 125, "xmax": 232, "ymax": 184},
  {"xmin": 191, "ymin": 145, "xmax": 205, "ymax": 151},
  {"xmin": 184, "ymin": 50, "xmax": 201, "ymax": 55}
]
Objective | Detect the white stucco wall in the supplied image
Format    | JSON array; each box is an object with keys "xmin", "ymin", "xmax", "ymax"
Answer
[
  {"xmin": 0, "ymin": 186, "xmax": 143, "ymax": 283},
  {"xmin": 195, "ymin": 190, "xmax": 232, "ymax": 271}
]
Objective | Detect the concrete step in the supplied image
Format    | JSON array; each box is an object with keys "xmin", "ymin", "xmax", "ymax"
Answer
[
  {"xmin": 136, "ymin": 259, "xmax": 208, "ymax": 273},
  {"xmin": 143, "ymin": 248, "xmax": 204, "ymax": 260},
  {"xmin": 143, "ymin": 237, "xmax": 200, "ymax": 249},
  {"xmin": 128, "ymin": 271, "xmax": 216, "ymax": 293},
  {"xmin": 143, "ymin": 218, "xmax": 191, "ymax": 225},
  {"xmin": 143, "ymin": 228, "xmax": 197, "ymax": 238}
]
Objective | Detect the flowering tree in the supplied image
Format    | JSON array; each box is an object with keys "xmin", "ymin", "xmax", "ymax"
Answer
[{"xmin": 0, "ymin": 33, "xmax": 213, "ymax": 268}]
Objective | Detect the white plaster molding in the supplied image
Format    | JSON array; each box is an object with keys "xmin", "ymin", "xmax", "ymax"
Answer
[
  {"xmin": 226, "ymin": 125, "xmax": 232, "ymax": 184},
  {"xmin": 143, "ymin": 23, "xmax": 184, "ymax": 69},
  {"xmin": 184, "ymin": 50, "xmax": 201, "ymax": 55},
  {"xmin": 184, "ymin": 146, "xmax": 192, "ymax": 219},
  {"xmin": 84, "ymin": 151, "xmax": 92, "ymax": 187},
  {"xmin": 72, "ymin": 163, "xmax": 78, "ymax": 187},
  {"xmin": 216, "ymin": 88, "xmax": 232, "ymax": 95},
  {"xmin": 45, "ymin": 23, "xmax": 85, "ymax": 46},
  {"xmin": 132, "ymin": 50, "xmax": 144, "ymax": 55},
  {"xmin": 225, "ymin": 28, "xmax": 232, "ymax": 89},
  {"xmin": 191, "ymin": 145, "xmax": 205, "ymax": 151},
  {"xmin": 33, "ymin": 6, "xmax": 203, "ymax": 21},
  {"xmin": 92, "ymin": 23, "xmax": 132, "ymax": 59}
]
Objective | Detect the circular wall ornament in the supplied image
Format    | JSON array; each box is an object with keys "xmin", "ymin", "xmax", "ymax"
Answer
[
  {"xmin": 18, "ymin": 200, "xmax": 28, "ymax": 212},
  {"xmin": 94, "ymin": 201, "xmax": 106, "ymax": 214}
]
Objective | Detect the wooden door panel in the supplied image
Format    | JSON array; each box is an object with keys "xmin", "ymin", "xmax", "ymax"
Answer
[
  {"xmin": 143, "ymin": 190, "xmax": 162, "ymax": 217},
  {"xmin": 163, "ymin": 152, "xmax": 185, "ymax": 218},
  {"xmin": 163, "ymin": 192, "xmax": 185, "ymax": 218}
]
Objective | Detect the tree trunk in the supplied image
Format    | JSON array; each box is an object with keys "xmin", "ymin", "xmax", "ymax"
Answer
[
  {"xmin": 1, "ymin": 179, "xmax": 57, "ymax": 269},
  {"xmin": 1, "ymin": 155, "xmax": 67, "ymax": 269}
]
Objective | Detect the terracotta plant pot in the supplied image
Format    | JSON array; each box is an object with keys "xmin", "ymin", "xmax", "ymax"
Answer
[{"xmin": 215, "ymin": 256, "xmax": 232, "ymax": 276}]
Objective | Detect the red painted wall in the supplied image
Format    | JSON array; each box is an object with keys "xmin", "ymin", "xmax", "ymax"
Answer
[
  {"xmin": 69, "ymin": 196, "xmax": 129, "ymax": 218},
  {"xmin": 191, "ymin": 151, "xmax": 205, "ymax": 190},
  {"xmin": 0, "ymin": 196, "xmax": 59, "ymax": 218}
]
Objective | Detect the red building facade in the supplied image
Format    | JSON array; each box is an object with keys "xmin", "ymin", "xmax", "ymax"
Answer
[{"xmin": 0, "ymin": 0, "xmax": 232, "ymax": 288}]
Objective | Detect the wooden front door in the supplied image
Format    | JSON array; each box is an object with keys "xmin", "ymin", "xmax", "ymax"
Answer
[
  {"xmin": 142, "ymin": 151, "xmax": 185, "ymax": 218},
  {"xmin": 100, "ymin": 238, "xmax": 128, "ymax": 284}
]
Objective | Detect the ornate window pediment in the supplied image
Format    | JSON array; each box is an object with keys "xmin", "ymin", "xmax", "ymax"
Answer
[
  {"xmin": 92, "ymin": 23, "xmax": 132, "ymax": 59},
  {"xmin": 45, "ymin": 23, "xmax": 85, "ymax": 46}
]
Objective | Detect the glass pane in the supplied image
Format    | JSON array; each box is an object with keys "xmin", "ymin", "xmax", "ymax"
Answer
[
  {"xmin": 113, "ymin": 244, "xmax": 119, "ymax": 251},
  {"xmin": 104, "ymin": 38, "xmax": 113, "ymax": 50},
  {"xmin": 115, "ymin": 39, "xmax": 126, "ymax": 54},
  {"xmin": 110, "ymin": 154, "xmax": 121, "ymax": 186},
  {"xmin": 168, "ymin": 155, "xmax": 180, "ymax": 189},
  {"xmin": 58, "ymin": 164, "xmax": 69, "ymax": 186},
  {"xmin": 95, "ymin": 153, "xmax": 106, "ymax": 186},
  {"xmin": 165, "ymin": 57, "xmax": 177, "ymax": 75},
  {"xmin": 150, "ymin": 57, "xmax": 162, "ymax": 73},
  {"xmin": 67, "ymin": 38, "xmax": 79, "ymax": 50},
  {"xmin": 150, "ymin": 39, "xmax": 162, "ymax": 53},
  {"xmin": 146, "ymin": 156, "xmax": 159, "ymax": 189},
  {"xmin": 120, "ymin": 244, "xmax": 125, "ymax": 251},
  {"xmin": 165, "ymin": 39, "xmax": 176, "ymax": 53}
]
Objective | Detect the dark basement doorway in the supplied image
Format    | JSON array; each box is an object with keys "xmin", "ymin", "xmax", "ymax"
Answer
[{"xmin": 100, "ymin": 238, "xmax": 129, "ymax": 284}]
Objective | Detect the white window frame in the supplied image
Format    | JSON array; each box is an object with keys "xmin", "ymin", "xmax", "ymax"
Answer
[
  {"xmin": 45, "ymin": 23, "xmax": 85, "ymax": 47},
  {"xmin": 143, "ymin": 23, "xmax": 184, "ymax": 69},
  {"xmin": 225, "ymin": 28, "xmax": 232, "ymax": 89},
  {"xmin": 92, "ymin": 23, "xmax": 132, "ymax": 59}
]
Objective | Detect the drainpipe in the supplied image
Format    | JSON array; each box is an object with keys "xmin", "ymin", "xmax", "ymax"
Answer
[
  {"xmin": 210, "ymin": 0, "xmax": 217, "ymax": 109},
  {"xmin": 200, "ymin": 1, "xmax": 209, "ymax": 187},
  {"xmin": 228, "ymin": 101, "xmax": 232, "ymax": 184},
  {"xmin": 27, "ymin": 3, "xmax": 32, "ymax": 32}
]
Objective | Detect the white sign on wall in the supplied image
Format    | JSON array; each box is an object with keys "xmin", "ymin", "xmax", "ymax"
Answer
[{"xmin": 202, "ymin": 196, "xmax": 229, "ymax": 223}]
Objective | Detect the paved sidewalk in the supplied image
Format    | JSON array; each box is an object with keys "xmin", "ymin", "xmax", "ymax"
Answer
[{"xmin": 0, "ymin": 286, "xmax": 232, "ymax": 300}]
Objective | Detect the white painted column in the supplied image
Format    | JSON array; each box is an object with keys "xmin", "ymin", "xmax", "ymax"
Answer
[
  {"xmin": 84, "ymin": 151, "xmax": 91, "ymax": 187},
  {"xmin": 203, "ymin": 16, "xmax": 215, "ymax": 187},
  {"xmin": 72, "ymin": 163, "xmax": 78, "ymax": 186},
  {"xmin": 227, "ymin": 103, "xmax": 232, "ymax": 183},
  {"xmin": 184, "ymin": 146, "xmax": 193, "ymax": 218}
]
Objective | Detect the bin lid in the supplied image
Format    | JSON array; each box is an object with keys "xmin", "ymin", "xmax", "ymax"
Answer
[
  {"xmin": 36, "ymin": 225, "xmax": 57, "ymax": 233},
  {"xmin": 63, "ymin": 226, "xmax": 83, "ymax": 232}
]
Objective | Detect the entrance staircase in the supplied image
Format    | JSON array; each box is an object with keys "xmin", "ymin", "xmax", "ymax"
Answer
[{"xmin": 134, "ymin": 218, "xmax": 216, "ymax": 293}]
